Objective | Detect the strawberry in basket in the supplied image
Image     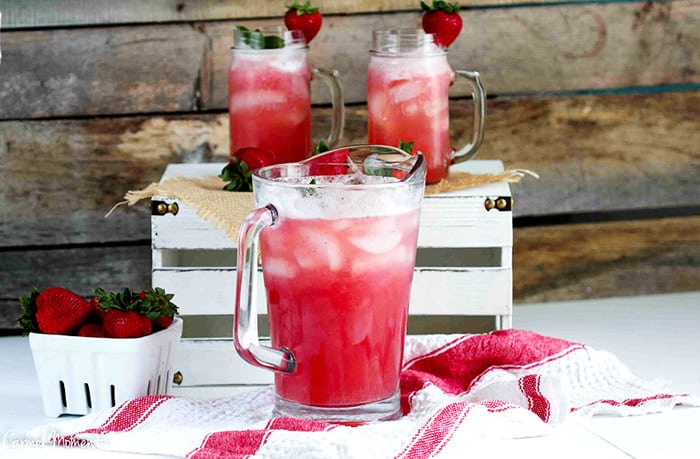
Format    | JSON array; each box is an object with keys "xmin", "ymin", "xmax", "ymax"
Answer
[
  {"xmin": 19, "ymin": 286, "xmax": 179, "ymax": 338},
  {"xmin": 22, "ymin": 286, "xmax": 182, "ymax": 417},
  {"xmin": 139, "ymin": 286, "xmax": 179, "ymax": 331},
  {"xmin": 18, "ymin": 287, "xmax": 92, "ymax": 335},
  {"xmin": 95, "ymin": 287, "xmax": 179, "ymax": 338}
]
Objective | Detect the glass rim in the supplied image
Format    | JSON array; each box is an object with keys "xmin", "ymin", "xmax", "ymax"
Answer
[
  {"xmin": 232, "ymin": 25, "xmax": 307, "ymax": 50},
  {"xmin": 370, "ymin": 28, "xmax": 445, "ymax": 56},
  {"xmin": 253, "ymin": 145, "xmax": 426, "ymax": 190}
]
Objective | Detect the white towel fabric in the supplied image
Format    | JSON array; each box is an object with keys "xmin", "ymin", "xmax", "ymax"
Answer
[{"xmin": 27, "ymin": 329, "xmax": 700, "ymax": 458}]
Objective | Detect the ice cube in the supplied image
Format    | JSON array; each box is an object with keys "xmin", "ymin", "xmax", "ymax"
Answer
[
  {"xmin": 358, "ymin": 215, "xmax": 399, "ymax": 236},
  {"xmin": 351, "ymin": 258, "xmax": 372, "ymax": 275},
  {"xmin": 325, "ymin": 238, "xmax": 344, "ymax": 271},
  {"xmin": 270, "ymin": 51, "xmax": 305, "ymax": 73},
  {"xmin": 349, "ymin": 232, "xmax": 402, "ymax": 254},
  {"xmin": 229, "ymin": 90, "xmax": 287, "ymax": 113},
  {"xmin": 293, "ymin": 246, "xmax": 315, "ymax": 270},
  {"xmin": 401, "ymin": 103, "xmax": 419, "ymax": 115},
  {"xmin": 424, "ymin": 99, "xmax": 448, "ymax": 117},
  {"xmin": 263, "ymin": 257, "xmax": 297, "ymax": 279},
  {"xmin": 391, "ymin": 80, "xmax": 423, "ymax": 104},
  {"xmin": 393, "ymin": 244, "xmax": 416, "ymax": 266},
  {"xmin": 368, "ymin": 92, "xmax": 389, "ymax": 122},
  {"xmin": 295, "ymin": 228, "xmax": 344, "ymax": 271},
  {"xmin": 432, "ymin": 113, "xmax": 450, "ymax": 134},
  {"xmin": 330, "ymin": 219, "xmax": 354, "ymax": 232}
]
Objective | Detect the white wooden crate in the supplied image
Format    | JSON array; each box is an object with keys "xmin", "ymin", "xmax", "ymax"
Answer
[{"xmin": 151, "ymin": 160, "xmax": 512, "ymax": 393}]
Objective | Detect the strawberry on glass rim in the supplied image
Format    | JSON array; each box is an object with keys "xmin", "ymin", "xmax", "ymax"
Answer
[
  {"xmin": 421, "ymin": 1, "xmax": 463, "ymax": 49},
  {"xmin": 284, "ymin": 1, "xmax": 322, "ymax": 45},
  {"xmin": 219, "ymin": 147, "xmax": 277, "ymax": 192}
]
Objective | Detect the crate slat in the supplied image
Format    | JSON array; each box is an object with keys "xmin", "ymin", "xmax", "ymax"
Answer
[{"xmin": 153, "ymin": 266, "xmax": 512, "ymax": 317}]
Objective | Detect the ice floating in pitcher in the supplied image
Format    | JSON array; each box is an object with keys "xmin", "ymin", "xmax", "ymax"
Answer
[
  {"xmin": 254, "ymin": 145, "xmax": 425, "ymax": 219},
  {"xmin": 298, "ymin": 145, "xmax": 421, "ymax": 184}
]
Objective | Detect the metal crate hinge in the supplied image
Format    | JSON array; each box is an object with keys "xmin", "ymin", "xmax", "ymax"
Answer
[
  {"xmin": 484, "ymin": 196, "xmax": 512, "ymax": 212},
  {"xmin": 151, "ymin": 200, "xmax": 179, "ymax": 216}
]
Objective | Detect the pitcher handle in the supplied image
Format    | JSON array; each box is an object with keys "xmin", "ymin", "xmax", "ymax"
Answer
[
  {"xmin": 313, "ymin": 66, "xmax": 345, "ymax": 148},
  {"xmin": 234, "ymin": 204, "xmax": 296, "ymax": 373},
  {"xmin": 451, "ymin": 70, "xmax": 486, "ymax": 164}
]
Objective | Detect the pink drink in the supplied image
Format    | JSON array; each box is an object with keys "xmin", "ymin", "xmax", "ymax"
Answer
[
  {"xmin": 233, "ymin": 146, "xmax": 425, "ymax": 422},
  {"xmin": 260, "ymin": 209, "xmax": 420, "ymax": 407},
  {"xmin": 228, "ymin": 48, "xmax": 312, "ymax": 163},
  {"xmin": 368, "ymin": 54, "xmax": 454, "ymax": 184}
]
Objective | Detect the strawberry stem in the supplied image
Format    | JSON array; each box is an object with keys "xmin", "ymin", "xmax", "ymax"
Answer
[
  {"xmin": 17, "ymin": 288, "xmax": 40, "ymax": 335},
  {"xmin": 421, "ymin": 1, "xmax": 461, "ymax": 13},
  {"xmin": 286, "ymin": 1, "xmax": 319, "ymax": 14},
  {"xmin": 219, "ymin": 158, "xmax": 254, "ymax": 192},
  {"xmin": 94, "ymin": 286, "xmax": 179, "ymax": 320}
]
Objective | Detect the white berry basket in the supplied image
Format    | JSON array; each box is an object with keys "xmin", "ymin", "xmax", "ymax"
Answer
[{"xmin": 28, "ymin": 318, "xmax": 183, "ymax": 417}]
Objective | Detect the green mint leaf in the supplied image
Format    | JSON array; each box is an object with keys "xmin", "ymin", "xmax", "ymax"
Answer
[
  {"xmin": 312, "ymin": 140, "xmax": 330, "ymax": 155},
  {"xmin": 235, "ymin": 25, "xmax": 264, "ymax": 49},
  {"xmin": 236, "ymin": 25, "xmax": 286, "ymax": 49},
  {"xmin": 264, "ymin": 35, "xmax": 284, "ymax": 49},
  {"xmin": 398, "ymin": 140, "xmax": 415, "ymax": 155},
  {"xmin": 299, "ymin": 178, "xmax": 319, "ymax": 198}
]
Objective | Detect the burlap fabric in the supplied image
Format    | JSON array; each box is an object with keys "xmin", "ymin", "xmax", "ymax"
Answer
[{"xmin": 110, "ymin": 169, "xmax": 536, "ymax": 242}]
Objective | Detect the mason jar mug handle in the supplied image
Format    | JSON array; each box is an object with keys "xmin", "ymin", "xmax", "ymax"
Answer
[
  {"xmin": 313, "ymin": 67, "xmax": 345, "ymax": 148},
  {"xmin": 234, "ymin": 204, "xmax": 296, "ymax": 373},
  {"xmin": 451, "ymin": 70, "xmax": 486, "ymax": 164}
]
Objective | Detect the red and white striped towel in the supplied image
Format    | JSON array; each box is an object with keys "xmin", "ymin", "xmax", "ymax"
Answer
[{"xmin": 28, "ymin": 329, "xmax": 699, "ymax": 458}]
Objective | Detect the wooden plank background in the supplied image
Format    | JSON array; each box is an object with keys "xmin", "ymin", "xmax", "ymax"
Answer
[
  {"xmin": 1, "ymin": 0, "xmax": 699, "ymax": 331},
  {"xmin": 3, "ymin": 2, "xmax": 700, "ymax": 117}
]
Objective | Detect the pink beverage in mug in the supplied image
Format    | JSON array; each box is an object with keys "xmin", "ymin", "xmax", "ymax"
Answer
[
  {"xmin": 368, "ymin": 29, "xmax": 485, "ymax": 184},
  {"xmin": 368, "ymin": 56, "xmax": 453, "ymax": 184},
  {"xmin": 260, "ymin": 210, "xmax": 420, "ymax": 407},
  {"xmin": 228, "ymin": 27, "xmax": 344, "ymax": 163},
  {"xmin": 234, "ymin": 145, "xmax": 426, "ymax": 423}
]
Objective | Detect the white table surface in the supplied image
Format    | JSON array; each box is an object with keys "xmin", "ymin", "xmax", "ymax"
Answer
[{"xmin": 1, "ymin": 291, "xmax": 699, "ymax": 458}]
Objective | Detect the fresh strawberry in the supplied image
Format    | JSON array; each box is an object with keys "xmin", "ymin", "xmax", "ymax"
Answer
[
  {"xmin": 151, "ymin": 315, "xmax": 174, "ymax": 331},
  {"xmin": 139, "ymin": 287, "xmax": 179, "ymax": 331},
  {"xmin": 284, "ymin": 1, "xmax": 322, "ymax": 45},
  {"xmin": 231, "ymin": 147, "xmax": 275, "ymax": 170},
  {"xmin": 305, "ymin": 145, "xmax": 350, "ymax": 176},
  {"xmin": 88, "ymin": 296, "xmax": 106, "ymax": 323},
  {"xmin": 421, "ymin": 1, "xmax": 463, "ymax": 49},
  {"xmin": 103, "ymin": 310, "xmax": 152, "ymax": 338},
  {"xmin": 77, "ymin": 322, "xmax": 107, "ymax": 338},
  {"xmin": 94, "ymin": 286, "xmax": 178, "ymax": 337},
  {"xmin": 18, "ymin": 287, "xmax": 91, "ymax": 335},
  {"xmin": 220, "ymin": 147, "xmax": 276, "ymax": 192}
]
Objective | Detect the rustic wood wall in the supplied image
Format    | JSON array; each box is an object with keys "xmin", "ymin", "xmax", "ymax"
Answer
[{"xmin": 1, "ymin": 0, "xmax": 699, "ymax": 331}]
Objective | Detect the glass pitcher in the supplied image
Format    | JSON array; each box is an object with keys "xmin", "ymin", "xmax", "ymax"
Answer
[
  {"xmin": 228, "ymin": 26, "xmax": 344, "ymax": 163},
  {"xmin": 234, "ymin": 145, "xmax": 426, "ymax": 423},
  {"xmin": 367, "ymin": 29, "xmax": 485, "ymax": 184}
]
